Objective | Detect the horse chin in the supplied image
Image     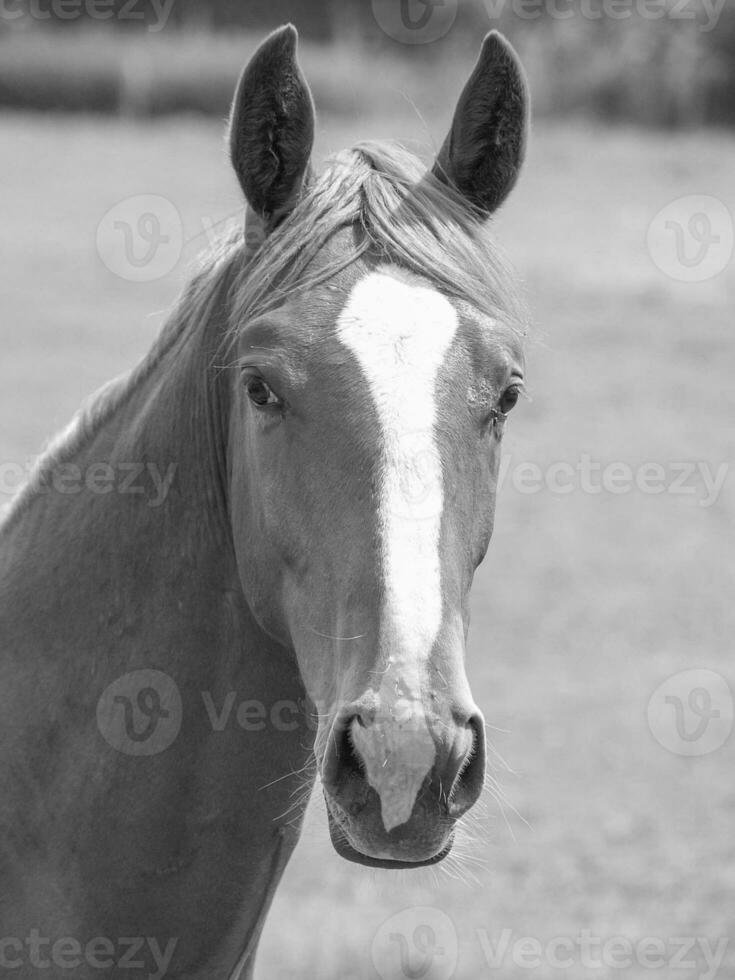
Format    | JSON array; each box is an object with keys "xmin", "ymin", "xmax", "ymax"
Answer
[{"xmin": 325, "ymin": 803, "xmax": 454, "ymax": 869}]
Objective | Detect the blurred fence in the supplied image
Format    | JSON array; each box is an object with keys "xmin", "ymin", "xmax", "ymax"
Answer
[{"xmin": 1, "ymin": 0, "xmax": 734, "ymax": 125}]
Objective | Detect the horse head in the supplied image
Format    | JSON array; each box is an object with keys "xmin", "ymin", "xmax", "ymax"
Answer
[{"xmin": 226, "ymin": 25, "xmax": 529, "ymax": 868}]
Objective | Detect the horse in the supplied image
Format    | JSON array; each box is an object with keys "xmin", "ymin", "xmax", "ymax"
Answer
[{"xmin": 0, "ymin": 24, "xmax": 529, "ymax": 980}]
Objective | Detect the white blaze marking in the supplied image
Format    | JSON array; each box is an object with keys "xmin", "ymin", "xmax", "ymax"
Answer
[{"xmin": 336, "ymin": 269, "xmax": 458, "ymax": 831}]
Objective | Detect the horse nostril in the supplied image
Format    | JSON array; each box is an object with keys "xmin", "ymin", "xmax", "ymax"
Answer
[
  {"xmin": 322, "ymin": 714, "xmax": 365, "ymax": 792},
  {"xmin": 447, "ymin": 712, "xmax": 486, "ymax": 818},
  {"xmin": 341, "ymin": 721, "xmax": 365, "ymax": 779}
]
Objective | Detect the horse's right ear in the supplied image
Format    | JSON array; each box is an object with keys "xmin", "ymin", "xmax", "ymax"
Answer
[{"xmin": 229, "ymin": 24, "xmax": 315, "ymax": 243}]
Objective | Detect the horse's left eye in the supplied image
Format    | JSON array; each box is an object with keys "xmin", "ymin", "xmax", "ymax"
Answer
[
  {"xmin": 499, "ymin": 386, "xmax": 521, "ymax": 414},
  {"xmin": 245, "ymin": 376, "xmax": 280, "ymax": 408}
]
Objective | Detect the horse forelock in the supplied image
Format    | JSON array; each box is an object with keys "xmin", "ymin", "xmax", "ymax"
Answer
[{"xmin": 227, "ymin": 140, "xmax": 528, "ymax": 348}]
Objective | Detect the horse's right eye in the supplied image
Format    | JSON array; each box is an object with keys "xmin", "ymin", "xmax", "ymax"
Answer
[{"xmin": 499, "ymin": 386, "xmax": 521, "ymax": 414}]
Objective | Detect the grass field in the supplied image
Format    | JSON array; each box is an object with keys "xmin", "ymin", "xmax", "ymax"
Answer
[{"xmin": 1, "ymin": 107, "xmax": 733, "ymax": 979}]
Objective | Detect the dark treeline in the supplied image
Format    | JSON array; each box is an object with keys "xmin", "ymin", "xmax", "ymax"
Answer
[{"xmin": 2, "ymin": 0, "xmax": 735, "ymax": 125}]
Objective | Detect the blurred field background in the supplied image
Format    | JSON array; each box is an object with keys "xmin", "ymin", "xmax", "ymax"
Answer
[{"xmin": 1, "ymin": 1, "xmax": 734, "ymax": 978}]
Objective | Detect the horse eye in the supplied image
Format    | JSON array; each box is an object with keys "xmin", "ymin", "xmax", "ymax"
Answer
[
  {"xmin": 245, "ymin": 376, "xmax": 280, "ymax": 408},
  {"xmin": 499, "ymin": 386, "xmax": 521, "ymax": 414}
]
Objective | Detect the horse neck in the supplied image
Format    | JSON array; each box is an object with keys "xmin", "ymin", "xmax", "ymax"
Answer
[{"xmin": 0, "ymin": 260, "xmax": 316, "ymax": 974}]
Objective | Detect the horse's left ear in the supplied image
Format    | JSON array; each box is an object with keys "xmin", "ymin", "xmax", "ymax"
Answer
[
  {"xmin": 229, "ymin": 24, "xmax": 315, "ymax": 233},
  {"xmin": 432, "ymin": 31, "xmax": 529, "ymax": 216}
]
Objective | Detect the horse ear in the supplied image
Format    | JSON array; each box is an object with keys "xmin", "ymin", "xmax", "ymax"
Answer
[
  {"xmin": 432, "ymin": 31, "xmax": 529, "ymax": 216},
  {"xmin": 229, "ymin": 24, "xmax": 315, "ymax": 229}
]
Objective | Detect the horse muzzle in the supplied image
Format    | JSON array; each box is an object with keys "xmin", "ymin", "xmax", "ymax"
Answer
[{"xmin": 320, "ymin": 699, "xmax": 486, "ymax": 867}]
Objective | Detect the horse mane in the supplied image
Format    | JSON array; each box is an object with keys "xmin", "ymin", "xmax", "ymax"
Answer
[
  {"xmin": 0, "ymin": 232, "xmax": 241, "ymax": 530},
  {"xmin": 1, "ymin": 141, "xmax": 526, "ymax": 530}
]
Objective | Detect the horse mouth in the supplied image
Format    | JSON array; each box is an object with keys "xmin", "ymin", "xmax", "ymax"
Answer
[{"xmin": 325, "ymin": 800, "xmax": 454, "ymax": 869}]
